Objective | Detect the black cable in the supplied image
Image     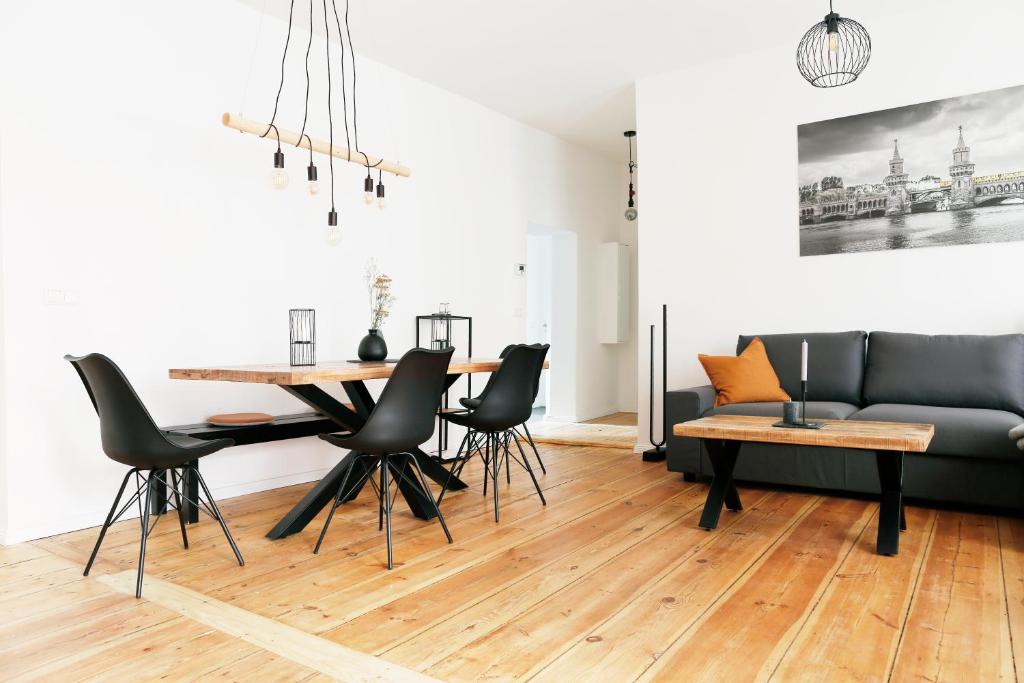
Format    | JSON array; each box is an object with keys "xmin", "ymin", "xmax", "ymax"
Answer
[
  {"xmin": 344, "ymin": 0, "xmax": 360, "ymax": 154},
  {"xmin": 297, "ymin": 0, "xmax": 314, "ymax": 163},
  {"xmin": 323, "ymin": 0, "xmax": 335, "ymax": 210},
  {"xmin": 343, "ymin": 0, "xmax": 382, "ymax": 172},
  {"xmin": 262, "ymin": 0, "xmax": 295, "ymax": 144},
  {"xmin": 328, "ymin": 0, "xmax": 352, "ymax": 160}
]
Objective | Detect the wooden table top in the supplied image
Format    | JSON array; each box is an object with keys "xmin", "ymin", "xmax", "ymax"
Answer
[
  {"xmin": 169, "ymin": 357, "xmax": 548, "ymax": 385},
  {"xmin": 673, "ymin": 414, "xmax": 934, "ymax": 453}
]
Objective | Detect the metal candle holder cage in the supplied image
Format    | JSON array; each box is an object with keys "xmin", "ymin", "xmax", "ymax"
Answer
[
  {"xmin": 289, "ymin": 309, "xmax": 316, "ymax": 366},
  {"xmin": 416, "ymin": 306, "xmax": 473, "ymax": 454}
]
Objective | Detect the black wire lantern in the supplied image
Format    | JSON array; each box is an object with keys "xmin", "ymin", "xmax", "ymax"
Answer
[{"xmin": 796, "ymin": 1, "xmax": 871, "ymax": 88}]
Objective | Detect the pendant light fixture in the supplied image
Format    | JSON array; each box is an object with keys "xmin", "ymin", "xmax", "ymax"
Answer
[
  {"xmin": 227, "ymin": 0, "xmax": 409, "ymax": 244},
  {"xmin": 796, "ymin": 0, "xmax": 871, "ymax": 88},
  {"xmin": 624, "ymin": 130, "xmax": 638, "ymax": 222},
  {"xmin": 363, "ymin": 168, "xmax": 375, "ymax": 204}
]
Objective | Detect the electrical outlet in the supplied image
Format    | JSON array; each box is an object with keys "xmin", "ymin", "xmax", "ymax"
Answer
[
  {"xmin": 45, "ymin": 288, "xmax": 80, "ymax": 306},
  {"xmin": 514, "ymin": 263, "xmax": 526, "ymax": 276}
]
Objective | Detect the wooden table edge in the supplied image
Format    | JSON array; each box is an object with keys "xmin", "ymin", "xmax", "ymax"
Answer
[{"xmin": 672, "ymin": 416, "xmax": 934, "ymax": 453}]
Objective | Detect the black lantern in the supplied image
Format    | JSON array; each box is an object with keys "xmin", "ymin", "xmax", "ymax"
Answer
[
  {"xmin": 796, "ymin": 0, "xmax": 871, "ymax": 88},
  {"xmin": 624, "ymin": 130, "xmax": 637, "ymax": 221}
]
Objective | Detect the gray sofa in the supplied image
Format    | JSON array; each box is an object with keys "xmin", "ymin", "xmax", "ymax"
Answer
[{"xmin": 667, "ymin": 331, "xmax": 1024, "ymax": 509}]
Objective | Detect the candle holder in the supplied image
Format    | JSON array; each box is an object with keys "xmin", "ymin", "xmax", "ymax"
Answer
[{"xmin": 289, "ymin": 309, "xmax": 316, "ymax": 367}]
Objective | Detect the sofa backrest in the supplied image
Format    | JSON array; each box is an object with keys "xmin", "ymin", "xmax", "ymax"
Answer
[
  {"xmin": 863, "ymin": 332, "xmax": 1024, "ymax": 416},
  {"xmin": 737, "ymin": 331, "xmax": 866, "ymax": 405}
]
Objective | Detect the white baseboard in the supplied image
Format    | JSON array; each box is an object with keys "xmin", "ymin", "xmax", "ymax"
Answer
[{"xmin": 1, "ymin": 466, "xmax": 333, "ymax": 546}]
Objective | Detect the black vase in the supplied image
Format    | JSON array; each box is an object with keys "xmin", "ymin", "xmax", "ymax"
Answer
[{"xmin": 357, "ymin": 329, "xmax": 388, "ymax": 361}]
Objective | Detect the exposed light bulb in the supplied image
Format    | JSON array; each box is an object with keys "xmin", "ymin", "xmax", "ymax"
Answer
[
  {"xmin": 326, "ymin": 224, "xmax": 342, "ymax": 245},
  {"xmin": 307, "ymin": 162, "xmax": 319, "ymax": 196},
  {"xmin": 364, "ymin": 174, "xmax": 375, "ymax": 205},
  {"xmin": 625, "ymin": 206, "xmax": 638, "ymax": 221},
  {"xmin": 376, "ymin": 173, "xmax": 385, "ymax": 210},
  {"xmin": 377, "ymin": 196, "xmax": 386, "ymax": 210},
  {"xmin": 271, "ymin": 149, "xmax": 288, "ymax": 190},
  {"xmin": 271, "ymin": 168, "xmax": 290, "ymax": 190},
  {"xmin": 828, "ymin": 31, "xmax": 839, "ymax": 52},
  {"xmin": 326, "ymin": 210, "xmax": 341, "ymax": 246}
]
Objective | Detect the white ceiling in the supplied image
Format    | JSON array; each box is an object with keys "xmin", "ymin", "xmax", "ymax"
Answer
[{"xmin": 236, "ymin": 0, "xmax": 952, "ymax": 161}]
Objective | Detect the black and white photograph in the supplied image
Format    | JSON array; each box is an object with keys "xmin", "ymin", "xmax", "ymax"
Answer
[{"xmin": 798, "ymin": 84, "xmax": 1024, "ymax": 256}]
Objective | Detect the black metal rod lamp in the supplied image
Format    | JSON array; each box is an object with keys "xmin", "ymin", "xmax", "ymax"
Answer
[
  {"xmin": 796, "ymin": 0, "xmax": 871, "ymax": 88},
  {"xmin": 643, "ymin": 304, "xmax": 667, "ymax": 462},
  {"xmin": 624, "ymin": 130, "xmax": 638, "ymax": 221}
]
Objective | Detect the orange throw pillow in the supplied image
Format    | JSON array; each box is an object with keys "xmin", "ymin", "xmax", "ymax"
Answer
[{"xmin": 698, "ymin": 337, "xmax": 790, "ymax": 407}]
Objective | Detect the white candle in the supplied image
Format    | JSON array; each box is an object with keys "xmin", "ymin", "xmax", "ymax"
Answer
[{"xmin": 801, "ymin": 340, "xmax": 808, "ymax": 382}]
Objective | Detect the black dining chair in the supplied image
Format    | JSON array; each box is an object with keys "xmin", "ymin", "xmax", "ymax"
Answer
[
  {"xmin": 440, "ymin": 344, "xmax": 549, "ymax": 522},
  {"xmin": 459, "ymin": 343, "xmax": 549, "ymax": 474},
  {"xmin": 315, "ymin": 347, "xmax": 454, "ymax": 569},
  {"xmin": 66, "ymin": 353, "xmax": 244, "ymax": 598}
]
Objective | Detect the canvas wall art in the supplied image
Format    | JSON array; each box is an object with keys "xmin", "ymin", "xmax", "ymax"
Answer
[{"xmin": 798, "ymin": 84, "xmax": 1024, "ymax": 256}]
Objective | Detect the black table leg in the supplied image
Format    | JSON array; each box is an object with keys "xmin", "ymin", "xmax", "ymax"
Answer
[
  {"xmin": 181, "ymin": 460, "xmax": 200, "ymax": 524},
  {"xmin": 150, "ymin": 468, "xmax": 168, "ymax": 515},
  {"xmin": 267, "ymin": 451, "xmax": 373, "ymax": 539},
  {"xmin": 266, "ymin": 378, "xmax": 470, "ymax": 539},
  {"xmin": 876, "ymin": 450, "xmax": 905, "ymax": 556},
  {"xmin": 698, "ymin": 439, "xmax": 742, "ymax": 530}
]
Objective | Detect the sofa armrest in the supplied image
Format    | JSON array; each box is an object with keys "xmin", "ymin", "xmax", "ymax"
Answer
[{"xmin": 665, "ymin": 385, "xmax": 716, "ymax": 476}]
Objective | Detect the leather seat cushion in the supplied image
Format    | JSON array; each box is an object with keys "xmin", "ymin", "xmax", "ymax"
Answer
[{"xmin": 850, "ymin": 403, "xmax": 1024, "ymax": 460}]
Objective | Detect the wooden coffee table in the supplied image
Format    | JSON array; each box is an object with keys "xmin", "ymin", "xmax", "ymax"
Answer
[{"xmin": 673, "ymin": 415, "xmax": 934, "ymax": 556}]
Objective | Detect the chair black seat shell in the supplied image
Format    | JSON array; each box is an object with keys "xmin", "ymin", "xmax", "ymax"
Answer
[
  {"xmin": 314, "ymin": 347, "xmax": 455, "ymax": 569},
  {"xmin": 66, "ymin": 353, "xmax": 244, "ymax": 597}
]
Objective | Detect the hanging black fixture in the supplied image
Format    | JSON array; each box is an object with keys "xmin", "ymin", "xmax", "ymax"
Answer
[
  {"xmin": 796, "ymin": 0, "xmax": 871, "ymax": 88},
  {"xmin": 363, "ymin": 170, "xmax": 375, "ymax": 205},
  {"xmin": 624, "ymin": 130, "xmax": 637, "ymax": 222},
  {"xmin": 375, "ymin": 169, "xmax": 385, "ymax": 210}
]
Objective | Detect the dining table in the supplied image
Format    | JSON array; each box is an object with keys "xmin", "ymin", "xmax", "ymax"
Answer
[{"xmin": 168, "ymin": 356, "xmax": 527, "ymax": 539}]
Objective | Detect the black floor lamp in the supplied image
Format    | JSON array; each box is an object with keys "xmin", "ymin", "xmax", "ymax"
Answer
[{"xmin": 643, "ymin": 304, "xmax": 667, "ymax": 462}]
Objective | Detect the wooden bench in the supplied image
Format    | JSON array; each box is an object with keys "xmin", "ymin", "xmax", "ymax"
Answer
[
  {"xmin": 158, "ymin": 411, "xmax": 345, "ymax": 522},
  {"xmin": 164, "ymin": 411, "xmax": 341, "ymax": 446}
]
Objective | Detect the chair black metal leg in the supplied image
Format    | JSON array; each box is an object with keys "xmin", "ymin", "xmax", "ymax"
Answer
[
  {"xmin": 84, "ymin": 469, "xmax": 134, "ymax": 577},
  {"xmin": 520, "ymin": 423, "xmax": 546, "ymax": 475},
  {"xmin": 382, "ymin": 456, "xmax": 394, "ymax": 570},
  {"xmin": 378, "ymin": 463, "xmax": 386, "ymax": 531},
  {"xmin": 136, "ymin": 478, "xmax": 156, "ymax": 598},
  {"xmin": 483, "ymin": 434, "xmax": 491, "ymax": 497},
  {"xmin": 511, "ymin": 430, "xmax": 546, "ymax": 506},
  {"xmin": 401, "ymin": 453, "xmax": 453, "ymax": 544},
  {"xmin": 492, "ymin": 434, "xmax": 501, "ymax": 523},
  {"xmin": 169, "ymin": 469, "xmax": 189, "ymax": 550},
  {"xmin": 192, "ymin": 467, "xmax": 244, "ymax": 567},
  {"xmin": 698, "ymin": 439, "xmax": 742, "ymax": 531},
  {"xmin": 504, "ymin": 433, "xmax": 511, "ymax": 485},
  {"xmin": 314, "ymin": 455, "xmax": 361, "ymax": 554}
]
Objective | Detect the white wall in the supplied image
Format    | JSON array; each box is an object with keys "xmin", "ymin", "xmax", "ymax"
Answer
[
  {"xmin": 635, "ymin": 2, "xmax": 1024, "ymax": 446},
  {"xmin": 0, "ymin": 0, "xmax": 624, "ymax": 542}
]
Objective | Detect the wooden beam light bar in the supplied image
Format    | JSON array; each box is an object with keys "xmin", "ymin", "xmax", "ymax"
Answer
[{"xmin": 221, "ymin": 112, "xmax": 411, "ymax": 178}]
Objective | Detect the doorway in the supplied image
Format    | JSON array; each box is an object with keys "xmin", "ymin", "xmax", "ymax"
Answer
[{"xmin": 526, "ymin": 223, "xmax": 576, "ymax": 423}]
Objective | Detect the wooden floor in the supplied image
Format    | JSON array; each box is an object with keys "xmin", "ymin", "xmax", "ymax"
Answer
[
  {"xmin": 1, "ymin": 443, "xmax": 1021, "ymax": 681},
  {"xmin": 583, "ymin": 411, "xmax": 638, "ymax": 427}
]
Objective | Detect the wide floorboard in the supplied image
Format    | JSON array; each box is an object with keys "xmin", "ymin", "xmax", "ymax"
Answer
[{"xmin": 0, "ymin": 443, "xmax": 1019, "ymax": 681}]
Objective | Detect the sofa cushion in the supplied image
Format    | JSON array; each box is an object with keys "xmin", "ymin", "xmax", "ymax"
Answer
[
  {"xmin": 737, "ymin": 331, "xmax": 866, "ymax": 405},
  {"xmin": 849, "ymin": 403, "xmax": 1024, "ymax": 460},
  {"xmin": 705, "ymin": 401, "xmax": 860, "ymax": 420},
  {"xmin": 864, "ymin": 332, "xmax": 1024, "ymax": 416}
]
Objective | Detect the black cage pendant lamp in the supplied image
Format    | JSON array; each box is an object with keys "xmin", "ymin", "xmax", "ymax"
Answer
[
  {"xmin": 624, "ymin": 130, "xmax": 637, "ymax": 221},
  {"xmin": 796, "ymin": 0, "xmax": 871, "ymax": 88}
]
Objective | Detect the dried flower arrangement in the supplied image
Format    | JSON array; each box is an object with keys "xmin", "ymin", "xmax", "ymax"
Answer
[{"xmin": 364, "ymin": 258, "xmax": 396, "ymax": 331}]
